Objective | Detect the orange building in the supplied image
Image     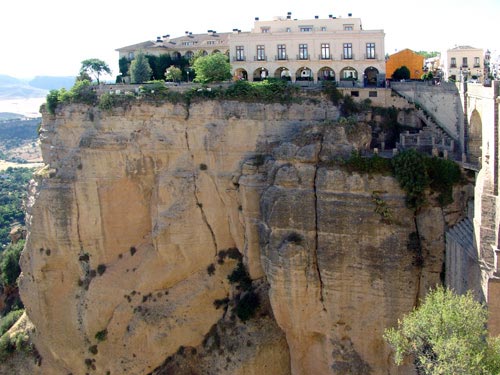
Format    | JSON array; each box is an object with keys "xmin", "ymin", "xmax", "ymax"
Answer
[{"xmin": 386, "ymin": 49, "xmax": 424, "ymax": 80}]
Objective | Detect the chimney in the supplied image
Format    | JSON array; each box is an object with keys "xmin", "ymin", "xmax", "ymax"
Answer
[
  {"xmin": 329, "ymin": 14, "xmax": 333, "ymax": 18},
  {"xmin": 255, "ymin": 17, "xmax": 259, "ymax": 21},
  {"xmin": 156, "ymin": 36, "xmax": 162, "ymax": 43},
  {"xmin": 315, "ymin": 15, "xmax": 319, "ymax": 19},
  {"xmin": 287, "ymin": 11, "xmax": 291, "ymax": 19},
  {"xmin": 348, "ymin": 13, "xmax": 352, "ymax": 17}
]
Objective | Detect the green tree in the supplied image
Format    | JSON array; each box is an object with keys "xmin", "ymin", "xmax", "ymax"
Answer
[
  {"xmin": 129, "ymin": 51, "xmax": 152, "ymax": 83},
  {"xmin": 192, "ymin": 53, "xmax": 231, "ymax": 83},
  {"xmin": 0, "ymin": 240, "xmax": 25, "ymax": 286},
  {"xmin": 392, "ymin": 66, "xmax": 411, "ymax": 80},
  {"xmin": 165, "ymin": 65, "xmax": 182, "ymax": 83},
  {"xmin": 79, "ymin": 58, "xmax": 111, "ymax": 84},
  {"xmin": 384, "ymin": 286, "xmax": 500, "ymax": 375},
  {"xmin": 118, "ymin": 57, "xmax": 130, "ymax": 77}
]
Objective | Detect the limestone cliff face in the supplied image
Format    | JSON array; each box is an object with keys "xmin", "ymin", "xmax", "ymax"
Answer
[{"xmin": 18, "ymin": 97, "xmax": 470, "ymax": 375}]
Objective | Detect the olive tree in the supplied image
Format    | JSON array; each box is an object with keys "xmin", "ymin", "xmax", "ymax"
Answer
[
  {"xmin": 79, "ymin": 58, "xmax": 111, "ymax": 84},
  {"xmin": 384, "ymin": 286, "xmax": 500, "ymax": 375}
]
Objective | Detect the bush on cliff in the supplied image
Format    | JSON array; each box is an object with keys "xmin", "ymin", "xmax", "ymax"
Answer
[
  {"xmin": 0, "ymin": 239, "xmax": 25, "ymax": 286},
  {"xmin": 45, "ymin": 80, "xmax": 97, "ymax": 114},
  {"xmin": 384, "ymin": 286, "xmax": 500, "ymax": 375}
]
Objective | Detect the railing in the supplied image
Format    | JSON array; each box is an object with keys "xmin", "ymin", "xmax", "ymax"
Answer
[
  {"xmin": 364, "ymin": 53, "xmax": 377, "ymax": 60},
  {"xmin": 297, "ymin": 54, "xmax": 310, "ymax": 61},
  {"xmin": 318, "ymin": 54, "xmax": 332, "ymax": 60},
  {"xmin": 275, "ymin": 55, "xmax": 288, "ymax": 61},
  {"xmin": 254, "ymin": 56, "xmax": 268, "ymax": 61},
  {"xmin": 232, "ymin": 56, "xmax": 246, "ymax": 62},
  {"xmin": 341, "ymin": 53, "xmax": 354, "ymax": 60}
]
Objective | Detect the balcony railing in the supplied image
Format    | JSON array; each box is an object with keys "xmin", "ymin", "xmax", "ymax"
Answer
[
  {"xmin": 319, "ymin": 54, "xmax": 333, "ymax": 60},
  {"xmin": 450, "ymin": 64, "xmax": 457, "ymax": 68},
  {"xmin": 297, "ymin": 54, "xmax": 310, "ymax": 61},
  {"xmin": 342, "ymin": 53, "xmax": 354, "ymax": 60},
  {"xmin": 254, "ymin": 56, "xmax": 268, "ymax": 61},
  {"xmin": 364, "ymin": 53, "xmax": 377, "ymax": 60},
  {"xmin": 275, "ymin": 55, "xmax": 288, "ymax": 61},
  {"xmin": 232, "ymin": 56, "xmax": 246, "ymax": 62}
]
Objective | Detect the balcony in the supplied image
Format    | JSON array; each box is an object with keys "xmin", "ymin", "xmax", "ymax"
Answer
[
  {"xmin": 450, "ymin": 64, "xmax": 457, "ymax": 68},
  {"xmin": 275, "ymin": 55, "xmax": 288, "ymax": 61},
  {"xmin": 254, "ymin": 56, "xmax": 268, "ymax": 61},
  {"xmin": 297, "ymin": 54, "xmax": 310, "ymax": 61},
  {"xmin": 342, "ymin": 53, "xmax": 354, "ymax": 60},
  {"xmin": 364, "ymin": 53, "xmax": 377, "ymax": 60},
  {"xmin": 319, "ymin": 54, "xmax": 333, "ymax": 60},
  {"xmin": 232, "ymin": 56, "xmax": 246, "ymax": 62},
  {"xmin": 473, "ymin": 64, "xmax": 481, "ymax": 68}
]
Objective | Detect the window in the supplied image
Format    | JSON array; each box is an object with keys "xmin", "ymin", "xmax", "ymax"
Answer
[
  {"xmin": 277, "ymin": 44, "xmax": 287, "ymax": 60},
  {"xmin": 256, "ymin": 45, "xmax": 265, "ymax": 61},
  {"xmin": 128, "ymin": 52, "xmax": 135, "ymax": 59},
  {"xmin": 369, "ymin": 91, "xmax": 378, "ymax": 98},
  {"xmin": 462, "ymin": 57, "xmax": 468, "ymax": 68},
  {"xmin": 300, "ymin": 26, "xmax": 312, "ymax": 32},
  {"xmin": 343, "ymin": 43, "xmax": 353, "ymax": 59},
  {"xmin": 182, "ymin": 41, "xmax": 192, "ymax": 46},
  {"xmin": 207, "ymin": 40, "xmax": 216, "ymax": 45},
  {"xmin": 450, "ymin": 57, "xmax": 456, "ymax": 68},
  {"xmin": 320, "ymin": 26, "xmax": 327, "ymax": 31},
  {"xmin": 344, "ymin": 24, "xmax": 353, "ymax": 31},
  {"xmin": 299, "ymin": 44, "xmax": 308, "ymax": 60},
  {"xmin": 321, "ymin": 43, "xmax": 330, "ymax": 59},
  {"xmin": 474, "ymin": 57, "xmax": 480, "ymax": 67},
  {"xmin": 366, "ymin": 43, "xmax": 375, "ymax": 59},
  {"xmin": 261, "ymin": 27, "xmax": 270, "ymax": 33},
  {"xmin": 236, "ymin": 46, "xmax": 245, "ymax": 61},
  {"xmin": 286, "ymin": 28, "xmax": 291, "ymax": 33}
]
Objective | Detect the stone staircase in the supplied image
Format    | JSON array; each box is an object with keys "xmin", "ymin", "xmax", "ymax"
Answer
[{"xmin": 397, "ymin": 109, "xmax": 458, "ymax": 159}]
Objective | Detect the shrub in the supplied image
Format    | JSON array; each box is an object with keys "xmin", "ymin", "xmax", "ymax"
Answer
[
  {"xmin": 0, "ymin": 240, "xmax": 25, "ymax": 286},
  {"xmin": 235, "ymin": 291, "xmax": 260, "ymax": 321},
  {"xmin": 96, "ymin": 264, "xmax": 106, "ymax": 276},
  {"xmin": 424, "ymin": 157, "xmax": 462, "ymax": 206},
  {"xmin": 392, "ymin": 149, "xmax": 429, "ymax": 210},
  {"xmin": 0, "ymin": 309, "xmax": 24, "ymax": 336},
  {"xmin": 95, "ymin": 329, "xmax": 108, "ymax": 342},
  {"xmin": 228, "ymin": 262, "xmax": 252, "ymax": 291},
  {"xmin": 384, "ymin": 286, "xmax": 500, "ymax": 375}
]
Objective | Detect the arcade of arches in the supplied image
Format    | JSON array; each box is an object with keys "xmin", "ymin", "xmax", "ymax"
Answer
[{"xmin": 232, "ymin": 66, "xmax": 380, "ymax": 85}]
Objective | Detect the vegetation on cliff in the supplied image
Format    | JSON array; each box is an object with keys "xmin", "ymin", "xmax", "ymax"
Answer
[
  {"xmin": 338, "ymin": 149, "xmax": 462, "ymax": 210},
  {"xmin": 0, "ymin": 167, "xmax": 32, "ymax": 247},
  {"xmin": 384, "ymin": 286, "xmax": 500, "ymax": 375}
]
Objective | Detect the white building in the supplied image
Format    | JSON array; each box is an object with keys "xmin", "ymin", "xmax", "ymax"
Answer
[
  {"xmin": 116, "ymin": 13, "xmax": 386, "ymax": 86},
  {"xmin": 443, "ymin": 46, "xmax": 485, "ymax": 82},
  {"xmin": 229, "ymin": 13, "xmax": 385, "ymax": 85}
]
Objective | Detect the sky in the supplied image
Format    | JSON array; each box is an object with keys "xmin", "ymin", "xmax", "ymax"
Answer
[{"xmin": 1, "ymin": 0, "xmax": 499, "ymax": 80}]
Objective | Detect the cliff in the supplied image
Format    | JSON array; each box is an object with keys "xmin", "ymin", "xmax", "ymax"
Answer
[{"xmin": 16, "ymin": 97, "xmax": 470, "ymax": 374}]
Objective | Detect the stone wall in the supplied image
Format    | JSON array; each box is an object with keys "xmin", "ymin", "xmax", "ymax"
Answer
[{"xmin": 391, "ymin": 81, "xmax": 463, "ymax": 146}]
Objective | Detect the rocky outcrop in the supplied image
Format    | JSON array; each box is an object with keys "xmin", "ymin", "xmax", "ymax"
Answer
[{"xmin": 18, "ymin": 97, "xmax": 471, "ymax": 374}]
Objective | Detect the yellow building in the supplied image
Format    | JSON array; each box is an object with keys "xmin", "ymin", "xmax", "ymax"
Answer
[{"xmin": 386, "ymin": 49, "xmax": 424, "ymax": 80}]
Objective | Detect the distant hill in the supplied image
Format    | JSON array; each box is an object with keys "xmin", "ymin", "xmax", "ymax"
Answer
[
  {"xmin": 29, "ymin": 76, "xmax": 74, "ymax": 90},
  {"xmin": 0, "ymin": 74, "xmax": 75, "ymax": 101},
  {"xmin": 0, "ymin": 75, "xmax": 47, "ymax": 100}
]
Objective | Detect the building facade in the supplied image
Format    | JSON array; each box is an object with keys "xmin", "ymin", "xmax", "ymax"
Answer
[
  {"xmin": 385, "ymin": 49, "xmax": 425, "ymax": 80},
  {"xmin": 116, "ymin": 13, "xmax": 385, "ymax": 85},
  {"xmin": 444, "ymin": 46, "xmax": 485, "ymax": 82},
  {"xmin": 229, "ymin": 14, "xmax": 385, "ymax": 85}
]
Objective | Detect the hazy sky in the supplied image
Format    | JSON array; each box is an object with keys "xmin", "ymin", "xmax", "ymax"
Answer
[{"xmin": 1, "ymin": 0, "xmax": 498, "ymax": 79}]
